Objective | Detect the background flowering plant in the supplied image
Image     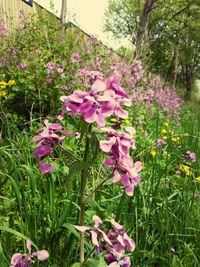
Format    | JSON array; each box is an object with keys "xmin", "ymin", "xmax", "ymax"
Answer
[{"xmin": 0, "ymin": 7, "xmax": 199, "ymax": 267}]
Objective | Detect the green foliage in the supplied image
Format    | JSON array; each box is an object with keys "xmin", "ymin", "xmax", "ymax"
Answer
[
  {"xmin": 0, "ymin": 4, "xmax": 200, "ymax": 267},
  {"xmin": 1, "ymin": 103, "xmax": 200, "ymax": 266},
  {"xmin": 104, "ymin": 0, "xmax": 200, "ymax": 95}
]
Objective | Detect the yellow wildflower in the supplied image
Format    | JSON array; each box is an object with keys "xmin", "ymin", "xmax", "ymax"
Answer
[
  {"xmin": 162, "ymin": 136, "xmax": 167, "ymax": 140},
  {"xmin": 169, "ymin": 130, "xmax": 174, "ymax": 135},
  {"xmin": 186, "ymin": 170, "xmax": 192, "ymax": 176},
  {"xmin": 7, "ymin": 80, "xmax": 15, "ymax": 86},
  {"xmin": 0, "ymin": 91, "xmax": 7, "ymax": 97},
  {"xmin": 0, "ymin": 81, "xmax": 7, "ymax": 86},
  {"xmin": 111, "ymin": 118, "xmax": 117, "ymax": 123},
  {"xmin": 163, "ymin": 122, "xmax": 169, "ymax": 127},
  {"xmin": 161, "ymin": 129, "xmax": 167, "ymax": 134},
  {"xmin": 194, "ymin": 177, "xmax": 200, "ymax": 182},
  {"xmin": 123, "ymin": 119, "xmax": 130, "ymax": 125},
  {"xmin": 0, "ymin": 81, "xmax": 7, "ymax": 89},
  {"xmin": 179, "ymin": 165, "xmax": 192, "ymax": 176},
  {"xmin": 179, "ymin": 165, "xmax": 189, "ymax": 172},
  {"xmin": 121, "ymin": 119, "xmax": 130, "ymax": 125},
  {"xmin": 171, "ymin": 136, "xmax": 181, "ymax": 144},
  {"xmin": 150, "ymin": 148, "xmax": 156, "ymax": 157}
]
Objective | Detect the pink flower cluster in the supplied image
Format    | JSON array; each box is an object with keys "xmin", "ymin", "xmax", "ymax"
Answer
[
  {"xmin": 132, "ymin": 85, "xmax": 182, "ymax": 122},
  {"xmin": 111, "ymin": 59, "xmax": 144, "ymax": 89},
  {"xmin": 60, "ymin": 74, "xmax": 131, "ymax": 128},
  {"xmin": 10, "ymin": 240, "xmax": 49, "ymax": 267},
  {"xmin": 71, "ymin": 53, "xmax": 82, "ymax": 63},
  {"xmin": 45, "ymin": 61, "xmax": 65, "ymax": 84},
  {"xmin": 132, "ymin": 88, "xmax": 155, "ymax": 107},
  {"xmin": 155, "ymin": 87, "xmax": 182, "ymax": 122},
  {"xmin": 32, "ymin": 119, "xmax": 73, "ymax": 174},
  {"xmin": 185, "ymin": 151, "xmax": 196, "ymax": 163},
  {"xmin": 18, "ymin": 63, "xmax": 27, "ymax": 70},
  {"xmin": 74, "ymin": 215, "xmax": 135, "ymax": 267},
  {"xmin": 100, "ymin": 127, "xmax": 142, "ymax": 196},
  {"xmin": 156, "ymin": 138, "xmax": 166, "ymax": 147},
  {"xmin": 75, "ymin": 68, "xmax": 102, "ymax": 88},
  {"xmin": 45, "ymin": 61, "xmax": 64, "ymax": 74}
]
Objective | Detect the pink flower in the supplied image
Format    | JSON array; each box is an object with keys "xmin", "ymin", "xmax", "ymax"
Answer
[
  {"xmin": 100, "ymin": 127, "xmax": 141, "ymax": 196},
  {"xmin": 71, "ymin": 53, "xmax": 81, "ymax": 63},
  {"xmin": 185, "ymin": 151, "xmax": 196, "ymax": 163},
  {"xmin": 60, "ymin": 75, "xmax": 131, "ymax": 128},
  {"xmin": 74, "ymin": 216, "xmax": 134, "ymax": 266},
  {"xmin": 10, "ymin": 240, "xmax": 49, "ymax": 267},
  {"xmin": 46, "ymin": 76, "xmax": 53, "ymax": 84},
  {"xmin": 39, "ymin": 161, "xmax": 54, "ymax": 174},
  {"xmin": 74, "ymin": 215, "xmax": 112, "ymax": 253},
  {"xmin": 156, "ymin": 138, "xmax": 166, "ymax": 147},
  {"xmin": 33, "ymin": 120, "xmax": 73, "ymax": 174},
  {"xmin": 45, "ymin": 61, "xmax": 56, "ymax": 74}
]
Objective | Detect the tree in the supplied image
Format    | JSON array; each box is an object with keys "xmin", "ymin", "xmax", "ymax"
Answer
[
  {"xmin": 135, "ymin": 0, "xmax": 157, "ymax": 57},
  {"xmin": 60, "ymin": 0, "xmax": 67, "ymax": 37},
  {"xmin": 104, "ymin": 0, "xmax": 200, "ymax": 96},
  {"xmin": 104, "ymin": 0, "xmax": 157, "ymax": 57}
]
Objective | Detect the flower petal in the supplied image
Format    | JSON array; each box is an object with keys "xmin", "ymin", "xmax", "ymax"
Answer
[
  {"xmin": 99, "ymin": 137, "xmax": 116, "ymax": 153},
  {"xmin": 73, "ymin": 225, "xmax": 90, "ymax": 232},
  {"xmin": 26, "ymin": 240, "xmax": 32, "ymax": 254},
  {"xmin": 93, "ymin": 215, "xmax": 102, "ymax": 228},
  {"xmin": 39, "ymin": 161, "xmax": 53, "ymax": 174},
  {"xmin": 112, "ymin": 169, "xmax": 121, "ymax": 183},
  {"xmin": 34, "ymin": 250, "xmax": 49, "ymax": 261}
]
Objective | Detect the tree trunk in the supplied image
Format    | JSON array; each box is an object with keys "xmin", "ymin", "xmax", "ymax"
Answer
[
  {"xmin": 185, "ymin": 64, "xmax": 193, "ymax": 97},
  {"xmin": 136, "ymin": 0, "xmax": 156, "ymax": 58},
  {"xmin": 172, "ymin": 42, "xmax": 180, "ymax": 88},
  {"xmin": 60, "ymin": 0, "xmax": 67, "ymax": 38}
]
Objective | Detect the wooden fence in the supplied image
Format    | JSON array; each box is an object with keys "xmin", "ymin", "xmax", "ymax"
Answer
[
  {"xmin": 0, "ymin": 0, "xmax": 121, "ymax": 58},
  {"xmin": 0, "ymin": 0, "xmax": 37, "ymax": 32}
]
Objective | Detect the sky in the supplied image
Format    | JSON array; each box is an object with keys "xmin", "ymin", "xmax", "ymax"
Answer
[{"xmin": 34, "ymin": 0, "xmax": 131, "ymax": 50}]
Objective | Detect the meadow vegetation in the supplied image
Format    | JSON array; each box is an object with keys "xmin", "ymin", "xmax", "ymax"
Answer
[{"xmin": 0, "ymin": 8, "xmax": 200, "ymax": 267}]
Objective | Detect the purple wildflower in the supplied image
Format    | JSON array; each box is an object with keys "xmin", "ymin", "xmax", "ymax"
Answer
[
  {"xmin": 18, "ymin": 63, "xmax": 27, "ymax": 70},
  {"xmin": 74, "ymin": 216, "xmax": 134, "ymax": 266},
  {"xmin": 71, "ymin": 53, "xmax": 81, "ymax": 63},
  {"xmin": 156, "ymin": 138, "xmax": 166, "ymax": 147},
  {"xmin": 60, "ymin": 74, "xmax": 131, "ymax": 128},
  {"xmin": 185, "ymin": 151, "xmax": 196, "ymax": 163},
  {"xmin": 33, "ymin": 120, "xmax": 73, "ymax": 174},
  {"xmin": 57, "ymin": 66, "xmax": 64, "ymax": 73},
  {"xmin": 45, "ymin": 61, "xmax": 56, "ymax": 74},
  {"xmin": 10, "ymin": 240, "xmax": 49, "ymax": 267},
  {"xmin": 46, "ymin": 77, "xmax": 53, "ymax": 84},
  {"xmin": 100, "ymin": 127, "xmax": 141, "ymax": 196}
]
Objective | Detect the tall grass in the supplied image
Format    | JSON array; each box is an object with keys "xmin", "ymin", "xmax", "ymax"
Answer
[{"xmin": 0, "ymin": 105, "xmax": 200, "ymax": 266}]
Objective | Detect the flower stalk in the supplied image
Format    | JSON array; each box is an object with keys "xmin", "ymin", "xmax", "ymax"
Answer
[{"xmin": 80, "ymin": 124, "xmax": 91, "ymax": 264}]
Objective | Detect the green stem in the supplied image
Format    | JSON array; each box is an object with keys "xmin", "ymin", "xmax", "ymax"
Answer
[
  {"xmin": 80, "ymin": 124, "xmax": 91, "ymax": 264},
  {"xmin": 85, "ymin": 177, "xmax": 110, "ymax": 202}
]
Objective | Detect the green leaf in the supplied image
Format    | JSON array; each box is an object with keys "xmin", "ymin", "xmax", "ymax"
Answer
[
  {"xmin": 0, "ymin": 226, "xmax": 38, "ymax": 249},
  {"xmin": 62, "ymin": 223, "xmax": 80, "ymax": 239},
  {"xmin": 90, "ymin": 132, "xmax": 99, "ymax": 162},
  {"xmin": 62, "ymin": 223, "xmax": 92, "ymax": 249},
  {"xmin": 66, "ymin": 160, "xmax": 87, "ymax": 193},
  {"xmin": 67, "ymin": 160, "xmax": 87, "ymax": 179},
  {"xmin": 85, "ymin": 255, "xmax": 107, "ymax": 267},
  {"xmin": 71, "ymin": 263, "xmax": 81, "ymax": 267}
]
